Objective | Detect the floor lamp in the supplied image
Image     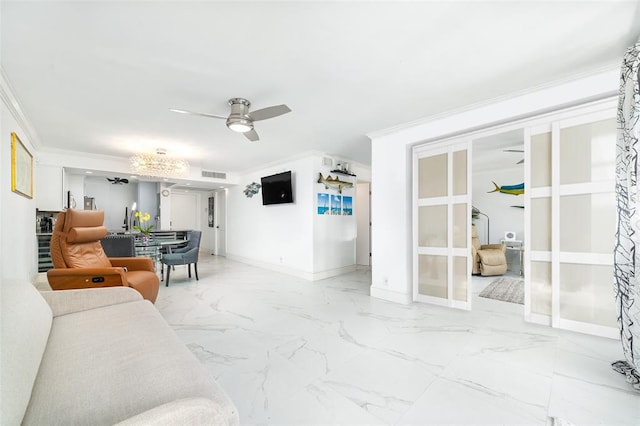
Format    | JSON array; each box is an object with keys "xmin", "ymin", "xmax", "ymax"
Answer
[{"xmin": 472, "ymin": 206, "xmax": 490, "ymax": 244}]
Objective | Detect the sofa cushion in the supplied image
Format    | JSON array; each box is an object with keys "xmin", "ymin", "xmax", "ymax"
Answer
[
  {"xmin": 0, "ymin": 281, "xmax": 52, "ymax": 426},
  {"xmin": 23, "ymin": 300, "xmax": 238, "ymax": 425}
]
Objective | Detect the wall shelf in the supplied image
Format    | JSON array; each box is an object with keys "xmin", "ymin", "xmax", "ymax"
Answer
[{"xmin": 330, "ymin": 169, "xmax": 356, "ymax": 177}]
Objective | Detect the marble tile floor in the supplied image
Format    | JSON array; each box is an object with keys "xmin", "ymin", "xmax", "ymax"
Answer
[{"xmin": 155, "ymin": 255, "xmax": 639, "ymax": 425}]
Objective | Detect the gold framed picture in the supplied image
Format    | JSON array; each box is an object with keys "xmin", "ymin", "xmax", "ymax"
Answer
[{"xmin": 11, "ymin": 132, "xmax": 33, "ymax": 199}]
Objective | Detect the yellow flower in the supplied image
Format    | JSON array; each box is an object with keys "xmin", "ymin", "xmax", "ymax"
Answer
[
  {"xmin": 133, "ymin": 211, "xmax": 154, "ymax": 235},
  {"xmin": 134, "ymin": 211, "xmax": 151, "ymax": 222}
]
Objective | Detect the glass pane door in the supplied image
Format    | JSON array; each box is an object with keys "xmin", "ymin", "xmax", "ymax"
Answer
[
  {"xmin": 525, "ymin": 107, "xmax": 618, "ymax": 338},
  {"xmin": 525, "ymin": 128, "xmax": 553, "ymax": 324},
  {"xmin": 556, "ymin": 116, "xmax": 617, "ymax": 335},
  {"xmin": 414, "ymin": 141, "xmax": 471, "ymax": 309}
]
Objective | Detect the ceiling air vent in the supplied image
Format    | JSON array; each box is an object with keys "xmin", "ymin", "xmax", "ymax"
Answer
[{"xmin": 202, "ymin": 170, "xmax": 227, "ymax": 179}]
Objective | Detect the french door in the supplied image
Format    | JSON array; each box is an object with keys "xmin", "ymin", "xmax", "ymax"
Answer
[
  {"xmin": 525, "ymin": 106, "xmax": 618, "ymax": 337},
  {"xmin": 413, "ymin": 140, "xmax": 472, "ymax": 309},
  {"xmin": 411, "ymin": 98, "xmax": 618, "ymax": 337}
]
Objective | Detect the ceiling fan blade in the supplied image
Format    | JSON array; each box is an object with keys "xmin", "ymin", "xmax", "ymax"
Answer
[
  {"xmin": 244, "ymin": 129, "xmax": 259, "ymax": 142},
  {"xmin": 169, "ymin": 108, "xmax": 227, "ymax": 120},
  {"xmin": 249, "ymin": 104, "xmax": 291, "ymax": 121}
]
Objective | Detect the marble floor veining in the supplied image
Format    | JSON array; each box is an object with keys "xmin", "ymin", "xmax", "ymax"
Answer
[{"xmin": 155, "ymin": 255, "xmax": 639, "ymax": 425}]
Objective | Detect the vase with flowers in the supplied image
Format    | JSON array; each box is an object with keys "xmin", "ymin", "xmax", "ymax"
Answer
[{"xmin": 134, "ymin": 211, "xmax": 154, "ymax": 244}]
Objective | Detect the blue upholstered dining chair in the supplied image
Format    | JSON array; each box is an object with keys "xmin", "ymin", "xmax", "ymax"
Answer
[{"xmin": 161, "ymin": 230, "xmax": 202, "ymax": 287}]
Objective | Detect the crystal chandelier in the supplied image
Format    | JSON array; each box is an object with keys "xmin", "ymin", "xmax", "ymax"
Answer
[{"xmin": 130, "ymin": 148, "xmax": 190, "ymax": 178}]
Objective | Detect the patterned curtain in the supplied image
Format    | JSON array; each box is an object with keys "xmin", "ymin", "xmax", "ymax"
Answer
[{"xmin": 613, "ymin": 38, "xmax": 640, "ymax": 391}]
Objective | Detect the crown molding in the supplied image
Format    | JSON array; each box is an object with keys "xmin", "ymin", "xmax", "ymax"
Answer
[
  {"xmin": 0, "ymin": 67, "xmax": 42, "ymax": 151},
  {"xmin": 367, "ymin": 66, "xmax": 620, "ymax": 140}
]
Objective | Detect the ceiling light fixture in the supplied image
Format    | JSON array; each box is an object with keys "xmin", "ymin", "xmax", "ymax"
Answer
[
  {"xmin": 130, "ymin": 148, "xmax": 190, "ymax": 178},
  {"xmin": 226, "ymin": 98, "xmax": 253, "ymax": 133},
  {"xmin": 227, "ymin": 121, "xmax": 253, "ymax": 133}
]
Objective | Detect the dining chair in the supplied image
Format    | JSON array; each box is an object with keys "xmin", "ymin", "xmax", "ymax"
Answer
[{"xmin": 161, "ymin": 230, "xmax": 202, "ymax": 287}]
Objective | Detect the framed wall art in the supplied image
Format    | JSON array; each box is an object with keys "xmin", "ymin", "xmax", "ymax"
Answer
[
  {"xmin": 11, "ymin": 132, "xmax": 33, "ymax": 199},
  {"xmin": 208, "ymin": 196, "xmax": 215, "ymax": 227}
]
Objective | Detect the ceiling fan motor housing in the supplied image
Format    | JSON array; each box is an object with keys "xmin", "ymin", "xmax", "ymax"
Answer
[{"xmin": 226, "ymin": 98, "xmax": 254, "ymax": 132}]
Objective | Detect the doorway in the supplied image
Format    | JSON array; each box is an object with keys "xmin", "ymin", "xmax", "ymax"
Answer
[
  {"xmin": 214, "ymin": 189, "xmax": 227, "ymax": 256},
  {"xmin": 471, "ymin": 129, "xmax": 525, "ymax": 314},
  {"xmin": 412, "ymin": 99, "xmax": 618, "ymax": 337}
]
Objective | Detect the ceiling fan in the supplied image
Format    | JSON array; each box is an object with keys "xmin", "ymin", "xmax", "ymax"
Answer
[
  {"xmin": 170, "ymin": 98, "xmax": 291, "ymax": 142},
  {"xmin": 504, "ymin": 148, "xmax": 524, "ymax": 165},
  {"xmin": 107, "ymin": 177, "xmax": 129, "ymax": 185}
]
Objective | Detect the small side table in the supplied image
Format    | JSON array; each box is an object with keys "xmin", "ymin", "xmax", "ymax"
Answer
[{"xmin": 501, "ymin": 239, "xmax": 523, "ymax": 276}]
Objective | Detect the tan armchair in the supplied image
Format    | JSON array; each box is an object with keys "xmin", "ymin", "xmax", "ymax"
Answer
[
  {"xmin": 47, "ymin": 209, "xmax": 159, "ymax": 303},
  {"xmin": 471, "ymin": 225, "xmax": 507, "ymax": 276}
]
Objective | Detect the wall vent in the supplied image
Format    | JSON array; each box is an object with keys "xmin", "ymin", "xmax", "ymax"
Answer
[{"xmin": 202, "ymin": 170, "xmax": 227, "ymax": 179}]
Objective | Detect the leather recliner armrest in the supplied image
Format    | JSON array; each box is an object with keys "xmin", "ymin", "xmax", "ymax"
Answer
[
  {"xmin": 480, "ymin": 243, "xmax": 505, "ymax": 251},
  {"xmin": 110, "ymin": 257, "xmax": 155, "ymax": 272},
  {"xmin": 46, "ymin": 267, "xmax": 127, "ymax": 291}
]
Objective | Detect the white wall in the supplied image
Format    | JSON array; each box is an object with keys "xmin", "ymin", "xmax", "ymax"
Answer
[
  {"xmin": 226, "ymin": 154, "xmax": 360, "ymax": 280},
  {"xmin": 84, "ymin": 176, "xmax": 137, "ymax": 231},
  {"xmin": 370, "ymin": 140, "xmax": 413, "ymax": 303},
  {"xmin": 369, "ymin": 69, "xmax": 619, "ymax": 305},
  {"xmin": 472, "ymin": 167, "xmax": 524, "ymax": 245},
  {"xmin": 356, "ymin": 182, "xmax": 371, "ymax": 266},
  {"xmin": 1, "ymin": 80, "xmax": 38, "ymax": 281},
  {"xmin": 65, "ymin": 173, "xmax": 85, "ymax": 209},
  {"xmin": 137, "ymin": 181, "xmax": 158, "ymax": 229},
  {"xmin": 226, "ymin": 156, "xmax": 315, "ymax": 277},
  {"xmin": 313, "ymin": 158, "xmax": 357, "ymax": 276}
]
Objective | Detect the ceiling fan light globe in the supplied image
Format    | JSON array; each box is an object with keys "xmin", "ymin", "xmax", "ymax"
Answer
[{"xmin": 227, "ymin": 120, "xmax": 253, "ymax": 133}]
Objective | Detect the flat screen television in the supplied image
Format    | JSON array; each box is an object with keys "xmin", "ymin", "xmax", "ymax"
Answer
[{"xmin": 261, "ymin": 171, "xmax": 294, "ymax": 205}]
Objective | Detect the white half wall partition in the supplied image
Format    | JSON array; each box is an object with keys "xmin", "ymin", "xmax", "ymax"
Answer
[{"xmin": 226, "ymin": 153, "xmax": 366, "ymax": 280}]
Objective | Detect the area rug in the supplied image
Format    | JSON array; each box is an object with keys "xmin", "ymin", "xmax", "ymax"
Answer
[{"xmin": 479, "ymin": 277, "xmax": 524, "ymax": 304}]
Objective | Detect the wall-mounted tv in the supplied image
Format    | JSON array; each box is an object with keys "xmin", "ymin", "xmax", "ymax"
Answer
[{"xmin": 261, "ymin": 171, "xmax": 294, "ymax": 205}]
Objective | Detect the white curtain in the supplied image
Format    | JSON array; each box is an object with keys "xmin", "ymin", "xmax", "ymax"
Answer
[{"xmin": 614, "ymin": 38, "xmax": 640, "ymax": 390}]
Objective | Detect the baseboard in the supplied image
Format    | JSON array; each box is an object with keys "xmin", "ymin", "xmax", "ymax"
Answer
[
  {"xmin": 370, "ymin": 286, "xmax": 412, "ymax": 305},
  {"xmin": 526, "ymin": 313, "xmax": 552, "ymax": 327},
  {"xmin": 225, "ymin": 254, "xmax": 356, "ymax": 281},
  {"xmin": 312, "ymin": 265, "xmax": 357, "ymax": 281},
  {"xmin": 557, "ymin": 318, "xmax": 619, "ymax": 340}
]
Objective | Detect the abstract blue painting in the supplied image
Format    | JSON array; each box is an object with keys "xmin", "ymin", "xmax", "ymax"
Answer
[
  {"xmin": 317, "ymin": 193, "xmax": 329, "ymax": 215},
  {"xmin": 342, "ymin": 196, "xmax": 353, "ymax": 215},
  {"xmin": 331, "ymin": 194, "xmax": 342, "ymax": 215}
]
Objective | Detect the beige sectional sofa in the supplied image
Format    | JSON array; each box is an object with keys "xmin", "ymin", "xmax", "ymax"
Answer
[{"xmin": 1, "ymin": 280, "xmax": 239, "ymax": 425}]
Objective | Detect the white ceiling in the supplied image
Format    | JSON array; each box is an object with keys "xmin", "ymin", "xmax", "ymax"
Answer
[{"xmin": 2, "ymin": 1, "xmax": 639, "ymax": 176}]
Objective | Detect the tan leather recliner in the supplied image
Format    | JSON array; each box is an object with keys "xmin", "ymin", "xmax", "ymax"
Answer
[
  {"xmin": 471, "ymin": 225, "xmax": 507, "ymax": 276},
  {"xmin": 47, "ymin": 209, "xmax": 159, "ymax": 303}
]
